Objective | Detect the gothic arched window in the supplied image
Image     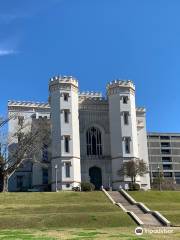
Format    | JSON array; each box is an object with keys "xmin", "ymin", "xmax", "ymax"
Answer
[{"xmin": 86, "ymin": 127, "xmax": 102, "ymax": 156}]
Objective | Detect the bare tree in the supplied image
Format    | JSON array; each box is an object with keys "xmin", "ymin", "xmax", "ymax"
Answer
[
  {"xmin": 0, "ymin": 117, "xmax": 50, "ymax": 192},
  {"xmin": 118, "ymin": 159, "xmax": 148, "ymax": 184}
]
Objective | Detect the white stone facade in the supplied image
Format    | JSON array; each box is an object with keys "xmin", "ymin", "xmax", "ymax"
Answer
[{"xmin": 8, "ymin": 76, "xmax": 150, "ymax": 191}]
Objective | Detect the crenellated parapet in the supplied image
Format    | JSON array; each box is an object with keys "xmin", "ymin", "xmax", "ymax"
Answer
[
  {"xmin": 49, "ymin": 75, "xmax": 78, "ymax": 93},
  {"xmin": 136, "ymin": 107, "xmax": 146, "ymax": 113},
  {"xmin": 79, "ymin": 91, "xmax": 103, "ymax": 100},
  {"xmin": 106, "ymin": 80, "xmax": 135, "ymax": 96},
  {"xmin": 8, "ymin": 100, "xmax": 50, "ymax": 110}
]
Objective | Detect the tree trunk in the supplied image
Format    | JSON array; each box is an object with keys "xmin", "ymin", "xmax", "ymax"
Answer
[{"xmin": 2, "ymin": 175, "xmax": 8, "ymax": 192}]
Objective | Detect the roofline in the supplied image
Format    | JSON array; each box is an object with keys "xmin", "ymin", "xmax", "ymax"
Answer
[{"xmin": 148, "ymin": 132, "xmax": 180, "ymax": 136}]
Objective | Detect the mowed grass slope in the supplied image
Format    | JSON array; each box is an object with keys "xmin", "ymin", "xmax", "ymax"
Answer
[
  {"xmin": 0, "ymin": 192, "xmax": 135, "ymax": 229},
  {"xmin": 129, "ymin": 191, "xmax": 180, "ymax": 226}
]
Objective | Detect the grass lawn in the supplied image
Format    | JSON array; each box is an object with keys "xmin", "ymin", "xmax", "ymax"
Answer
[
  {"xmin": 0, "ymin": 191, "xmax": 179, "ymax": 239},
  {"xmin": 0, "ymin": 192, "xmax": 135, "ymax": 229},
  {"xmin": 129, "ymin": 191, "xmax": 180, "ymax": 226},
  {"xmin": 0, "ymin": 227, "xmax": 179, "ymax": 240}
]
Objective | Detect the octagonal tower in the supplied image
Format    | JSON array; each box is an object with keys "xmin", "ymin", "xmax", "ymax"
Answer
[
  {"xmin": 107, "ymin": 80, "xmax": 139, "ymax": 189},
  {"xmin": 49, "ymin": 76, "xmax": 81, "ymax": 191}
]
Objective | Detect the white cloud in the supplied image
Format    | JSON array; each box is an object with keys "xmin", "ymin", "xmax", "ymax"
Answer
[{"xmin": 0, "ymin": 49, "xmax": 17, "ymax": 56}]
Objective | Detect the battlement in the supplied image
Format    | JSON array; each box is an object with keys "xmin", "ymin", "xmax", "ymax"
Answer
[
  {"xmin": 79, "ymin": 91, "xmax": 103, "ymax": 99},
  {"xmin": 49, "ymin": 75, "xmax": 78, "ymax": 90},
  {"xmin": 136, "ymin": 107, "xmax": 146, "ymax": 113},
  {"xmin": 8, "ymin": 100, "xmax": 50, "ymax": 110},
  {"xmin": 106, "ymin": 80, "xmax": 135, "ymax": 91}
]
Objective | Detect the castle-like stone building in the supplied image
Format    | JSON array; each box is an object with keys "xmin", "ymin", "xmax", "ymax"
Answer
[{"xmin": 8, "ymin": 76, "xmax": 150, "ymax": 191}]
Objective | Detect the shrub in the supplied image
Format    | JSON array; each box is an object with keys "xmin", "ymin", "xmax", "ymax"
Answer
[
  {"xmin": 152, "ymin": 178, "xmax": 176, "ymax": 190},
  {"xmin": 81, "ymin": 182, "xmax": 95, "ymax": 191},
  {"xmin": 128, "ymin": 183, "xmax": 140, "ymax": 191}
]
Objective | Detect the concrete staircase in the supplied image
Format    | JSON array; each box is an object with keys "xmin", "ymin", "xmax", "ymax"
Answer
[{"xmin": 108, "ymin": 191, "xmax": 165, "ymax": 227}]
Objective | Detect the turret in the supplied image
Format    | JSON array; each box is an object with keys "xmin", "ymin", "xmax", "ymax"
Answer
[
  {"xmin": 107, "ymin": 80, "xmax": 139, "ymax": 189},
  {"xmin": 49, "ymin": 76, "xmax": 81, "ymax": 190}
]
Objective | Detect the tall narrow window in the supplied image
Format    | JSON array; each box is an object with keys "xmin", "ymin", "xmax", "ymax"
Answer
[
  {"xmin": 18, "ymin": 116, "xmax": 24, "ymax": 126},
  {"xmin": 42, "ymin": 168, "xmax": 48, "ymax": 184},
  {"xmin": 64, "ymin": 110, "xmax": 69, "ymax": 123},
  {"xmin": 64, "ymin": 93, "xmax": 69, "ymax": 101},
  {"xmin": 86, "ymin": 127, "xmax": 102, "ymax": 156},
  {"xmin": 65, "ymin": 162, "xmax": 71, "ymax": 178},
  {"xmin": 125, "ymin": 137, "xmax": 130, "ymax": 154},
  {"xmin": 122, "ymin": 96, "xmax": 128, "ymax": 104},
  {"xmin": 124, "ymin": 112, "xmax": 129, "ymax": 125},
  {"xmin": 64, "ymin": 136, "xmax": 70, "ymax": 153},
  {"xmin": 42, "ymin": 144, "xmax": 48, "ymax": 161}
]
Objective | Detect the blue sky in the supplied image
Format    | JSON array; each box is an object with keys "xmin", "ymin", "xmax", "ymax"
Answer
[{"xmin": 0, "ymin": 0, "xmax": 180, "ymax": 132}]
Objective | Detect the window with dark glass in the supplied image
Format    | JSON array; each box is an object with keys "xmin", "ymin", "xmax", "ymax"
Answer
[
  {"xmin": 163, "ymin": 164, "xmax": 172, "ymax": 170},
  {"xmin": 65, "ymin": 162, "xmax": 71, "ymax": 178},
  {"xmin": 42, "ymin": 144, "xmax": 48, "ymax": 161},
  {"xmin": 124, "ymin": 112, "xmax": 129, "ymax": 125},
  {"xmin": 175, "ymin": 172, "xmax": 180, "ymax": 177},
  {"xmin": 64, "ymin": 136, "xmax": 70, "ymax": 153},
  {"xmin": 18, "ymin": 116, "xmax": 24, "ymax": 126},
  {"xmin": 122, "ymin": 96, "xmax": 128, "ymax": 104},
  {"xmin": 86, "ymin": 127, "xmax": 102, "ymax": 156},
  {"xmin": 163, "ymin": 172, "xmax": 172, "ymax": 177},
  {"xmin": 64, "ymin": 110, "xmax": 69, "ymax": 123},
  {"xmin": 161, "ymin": 149, "xmax": 171, "ymax": 154},
  {"xmin": 162, "ymin": 157, "xmax": 172, "ymax": 162},
  {"xmin": 160, "ymin": 136, "xmax": 170, "ymax": 140},
  {"xmin": 64, "ymin": 93, "xmax": 69, "ymax": 101},
  {"xmin": 161, "ymin": 142, "xmax": 170, "ymax": 147},
  {"xmin": 42, "ymin": 168, "xmax": 48, "ymax": 184},
  {"xmin": 125, "ymin": 137, "xmax": 130, "ymax": 154}
]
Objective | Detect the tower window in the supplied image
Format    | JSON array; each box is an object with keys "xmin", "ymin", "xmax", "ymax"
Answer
[
  {"xmin": 64, "ymin": 136, "xmax": 70, "ymax": 153},
  {"xmin": 65, "ymin": 162, "xmax": 71, "ymax": 178},
  {"xmin": 42, "ymin": 144, "xmax": 48, "ymax": 161},
  {"xmin": 86, "ymin": 127, "xmax": 102, "ymax": 156},
  {"xmin": 42, "ymin": 168, "xmax": 48, "ymax": 184},
  {"xmin": 18, "ymin": 116, "xmax": 24, "ymax": 126},
  {"xmin": 122, "ymin": 96, "xmax": 128, "ymax": 104},
  {"xmin": 123, "ymin": 112, "xmax": 129, "ymax": 125},
  {"xmin": 124, "ymin": 137, "xmax": 130, "ymax": 154},
  {"xmin": 64, "ymin": 110, "xmax": 69, "ymax": 123},
  {"xmin": 64, "ymin": 93, "xmax": 69, "ymax": 101}
]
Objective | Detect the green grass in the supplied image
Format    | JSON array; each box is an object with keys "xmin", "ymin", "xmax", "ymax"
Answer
[
  {"xmin": 0, "ymin": 227, "xmax": 179, "ymax": 240},
  {"xmin": 129, "ymin": 191, "xmax": 180, "ymax": 226},
  {"xmin": 0, "ymin": 192, "xmax": 135, "ymax": 229}
]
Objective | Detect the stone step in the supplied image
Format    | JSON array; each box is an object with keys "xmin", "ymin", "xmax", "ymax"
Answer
[{"xmin": 108, "ymin": 191, "xmax": 163, "ymax": 226}]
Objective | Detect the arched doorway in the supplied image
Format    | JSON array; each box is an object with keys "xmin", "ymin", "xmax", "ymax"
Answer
[{"xmin": 89, "ymin": 166, "xmax": 102, "ymax": 190}]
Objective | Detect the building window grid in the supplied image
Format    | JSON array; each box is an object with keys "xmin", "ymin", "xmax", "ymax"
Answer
[{"xmin": 86, "ymin": 127, "xmax": 102, "ymax": 156}]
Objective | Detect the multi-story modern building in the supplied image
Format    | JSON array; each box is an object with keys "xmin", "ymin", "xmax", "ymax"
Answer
[
  {"xmin": 8, "ymin": 76, "xmax": 150, "ymax": 191},
  {"xmin": 147, "ymin": 133, "xmax": 180, "ymax": 184}
]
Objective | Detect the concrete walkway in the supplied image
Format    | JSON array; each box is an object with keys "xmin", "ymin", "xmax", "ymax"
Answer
[{"xmin": 108, "ymin": 191, "xmax": 163, "ymax": 227}]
